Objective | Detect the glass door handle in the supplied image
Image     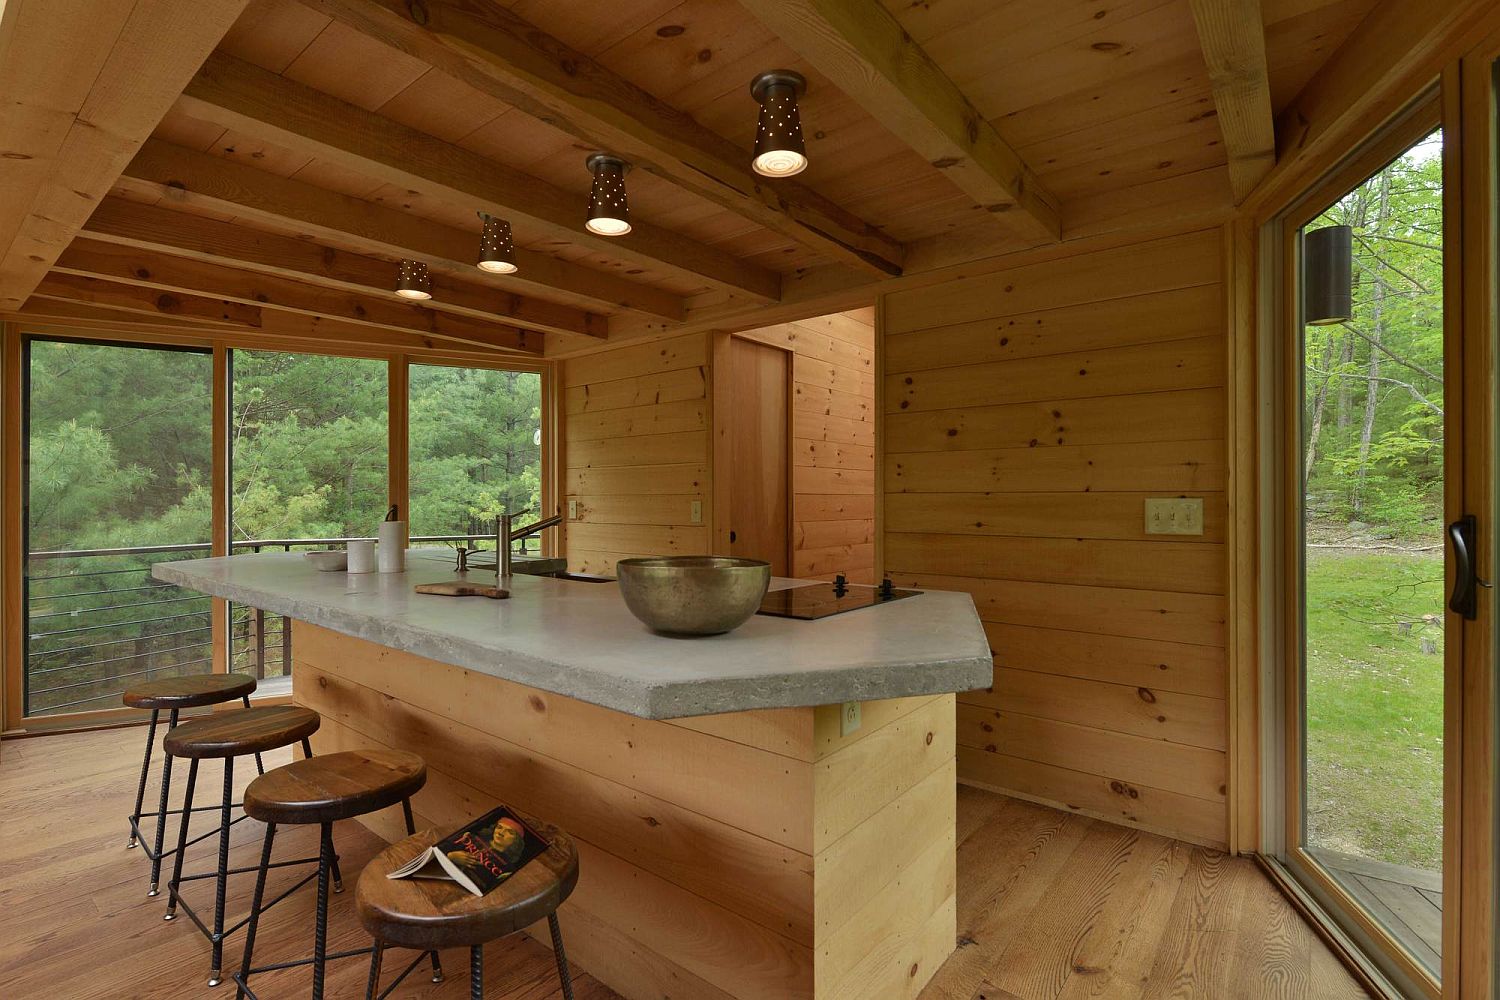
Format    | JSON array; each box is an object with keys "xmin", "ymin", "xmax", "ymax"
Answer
[{"xmin": 1449, "ymin": 515, "xmax": 1479, "ymax": 620}]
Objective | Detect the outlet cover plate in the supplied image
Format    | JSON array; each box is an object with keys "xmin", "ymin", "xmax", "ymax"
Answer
[
  {"xmin": 840, "ymin": 701, "xmax": 861, "ymax": 736},
  {"xmin": 1144, "ymin": 497, "xmax": 1204, "ymax": 535}
]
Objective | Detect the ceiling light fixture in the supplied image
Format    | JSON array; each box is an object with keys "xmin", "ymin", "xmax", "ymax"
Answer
[
  {"xmin": 394, "ymin": 259, "xmax": 432, "ymax": 300},
  {"xmin": 476, "ymin": 212, "xmax": 518, "ymax": 274},
  {"xmin": 1302, "ymin": 225, "xmax": 1352, "ymax": 326},
  {"xmin": 585, "ymin": 153, "xmax": 632, "ymax": 236},
  {"xmin": 751, "ymin": 70, "xmax": 808, "ymax": 178}
]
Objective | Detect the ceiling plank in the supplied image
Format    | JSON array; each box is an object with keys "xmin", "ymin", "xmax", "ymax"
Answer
[
  {"xmin": 81, "ymin": 197, "xmax": 604, "ymax": 339},
  {"xmin": 119, "ymin": 138, "xmax": 685, "ymax": 322},
  {"xmin": 0, "ymin": 0, "xmax": 253, "ymax": 310},
  {"xmin": 302, "ymin": 0, "xmax": 905, "ymax": 277},
  {"xmin": 33, "ymin": 273, "xmax": 263, "ymax": 328},
  {"xmin": 53, "ymin": 239, "xmax": 540, "ymax": 355},
  {"xmin": 178, "ymin": 51, "xmax": 782, "ymax": 301},
  {"xmin": 1187, "ymin": 0, "xmax": 1276, "ymax": 202},
  {"xmin": 738, "ymin": 0, "xmax": 1061, "ymax": 243}
]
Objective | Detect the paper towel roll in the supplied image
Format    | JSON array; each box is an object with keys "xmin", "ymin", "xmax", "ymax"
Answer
[
  {"xmin": 347, "ymin": 538, "xmax": 377, "ymax": 574},
  {"xmin": 378, "ymin": 520, "xmax": 406, "ymax": 573}
]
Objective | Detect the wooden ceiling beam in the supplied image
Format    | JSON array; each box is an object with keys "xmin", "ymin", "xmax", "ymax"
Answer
[
  {"xmin": 119, "ymin": 139, "xmax": 685, "ymax": 322},
  {"xmin": 1187, "ymin": 0, "xmax": 1276, "ymax": 202},
  {"xmin": 80, "ymin": 197, "xmax": 604, "ymax": 339},
  {"xmin": 178, "ymin": 52, "xmax": 781, "ymax": 302},
  {"xmin": 738, "ymin": 0, "xmax": 1061, "ymax": 243},
  {"xmin": 53, "ymin": 239, "xmax": 540, "ymax": 355},
  {"xmin": 33, "ymin": 273, "xmax": 262, "ymax": 329},
  {"xmin": 302, "ymin": 0, "xmax": 904, "ymax": 277},
  {"xmin": 0, "ymin": 0, "xmax": 252, "ymax": 311}
]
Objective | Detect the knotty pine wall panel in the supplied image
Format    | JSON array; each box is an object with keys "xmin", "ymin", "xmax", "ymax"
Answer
[
  {"xmin": 879, "ymin": 229, "xmax": 1229, "ymax": 847},
  {"xmin": 562, "ymin": 332, "xmax": 712, "ymax": 575},
  {"xmin": 732, "ymin": 310, "xmax": 878, "ymax": 584}
]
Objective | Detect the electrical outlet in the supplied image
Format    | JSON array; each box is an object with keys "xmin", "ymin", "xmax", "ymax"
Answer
[
  {"xmin": 690, "ymin": 500, "xmax": 703, "ymax": 524},
  {"xmin": 1144, "ymin": 497, "xmax": 1204, "ymax": 535},
  {"xmin": 840, "ymin": 701, "xmax": 861, "ymax": 737},
  {"xmin": 567, "ymin": 499, "xmax": 578, "ymax": 520}
]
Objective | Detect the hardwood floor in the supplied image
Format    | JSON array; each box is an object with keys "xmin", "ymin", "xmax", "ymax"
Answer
[
  {"xmin": 921, "ymin": 787, "xmax": 1372, "ymax": 1000},
  {"xmin": 0, "ymin": 727, "xmax": 1369, "ymax": 1000}
]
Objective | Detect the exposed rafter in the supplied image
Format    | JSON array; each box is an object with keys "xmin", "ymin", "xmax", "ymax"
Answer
[
  {"xmin": 118, "ymin": 139, "xmax": 685, "ymax": 321},
  {"xmin": 81, "ymin": 198, "xmax": 604, "ymax": 339},
  {"xmin": 737, "ymin": 0, "xmax": 1062, "ymax": 243},
  {"xmin": 301, "ymin": 0, "xmax": 904, "ymax": 277},
  {"xmin": 1187, "ymin": 0, "xmax": 1276, "ymax": 202},
  {"xmin": 33, "ymin": 273, "xmax": 262, "ymax": 328},
  {"xmin": 52, "ymin": 239, "xmax": 540, "ymax": 355},
  {"xmin": 177, "ymin": 52, "xmax": 781, "ymax": 301},
  {"xmin": 0, "ymin": 0, "xmax": 252, "ymax": 310}
]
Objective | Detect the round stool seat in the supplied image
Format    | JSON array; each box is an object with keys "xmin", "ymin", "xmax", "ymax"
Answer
[
  {"xmin": 164, "ymin": 705, "xmax": 319, "ymax": 760},
  {"xmin": 244, "ymin": 749, "xmax": 427, "ymax": 826},
  {"xmin": 123, "ymin": 672, "xmax": 257, "ymax": 710},
  {"xmin": 356, "ymin": 811, "xmax": 578, "ymax": 950}
]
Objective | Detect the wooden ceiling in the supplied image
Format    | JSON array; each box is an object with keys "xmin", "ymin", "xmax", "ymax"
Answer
[{"xmin": 0, "ymin": 0, "xmax": 1379, "ymax": 357}]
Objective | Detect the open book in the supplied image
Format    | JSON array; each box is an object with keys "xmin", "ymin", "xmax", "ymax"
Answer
[{"xmin": 387, "ymin": 806, "xmax": 549, "ymax": 897}]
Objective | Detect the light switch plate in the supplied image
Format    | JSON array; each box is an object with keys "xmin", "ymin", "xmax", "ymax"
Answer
[
  {"xmin": 1145, "ymin": 497, "xmax": 1204, "ymax": 535},
  {"xmin": 840, "ymin": 701, "xmax": 862, "ymax": 737},
  {"xmin": 690, "ymin": 500, "xmax": 703, "ymax": 524},
  {"xmin": 567, "ymin": 499, "xmax": 578, "ymax": 520}
]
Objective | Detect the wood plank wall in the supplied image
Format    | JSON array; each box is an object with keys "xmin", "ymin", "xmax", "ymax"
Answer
[
  {"xmin": 562, "ymin": 333, "xmax": 712, "ymax": 574},
  {"xmin": 734, "ymin": 310, "xmax": 877, "ymax": 583},
  {"xmin": 878, "ymin": 229, "xmax": 1230, "ymax": 848},
  {"xmin": 561, "ymin": 311, "xmax": 876, "ymax": 584}
]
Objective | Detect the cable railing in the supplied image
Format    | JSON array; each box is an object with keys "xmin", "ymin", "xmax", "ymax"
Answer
[{"xmin": 23, "ymin": 532, "xmax": 533, "ymax": 717}]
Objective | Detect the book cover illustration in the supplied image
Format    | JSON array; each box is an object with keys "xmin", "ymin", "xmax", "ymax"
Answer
[{"xmin": 386, "ymin": 806, "xmax": 549, "ymax": 897}]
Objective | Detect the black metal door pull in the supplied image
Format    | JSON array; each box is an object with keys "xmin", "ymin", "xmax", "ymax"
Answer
[{"xmin": 1449, "ymin": 514, "xmax": 1478, "ymax": 620}]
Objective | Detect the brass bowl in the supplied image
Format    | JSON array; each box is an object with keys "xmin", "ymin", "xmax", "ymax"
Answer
[{"xmin": 615, "ymin": 556, "xmax": 771, "ymax": 636}]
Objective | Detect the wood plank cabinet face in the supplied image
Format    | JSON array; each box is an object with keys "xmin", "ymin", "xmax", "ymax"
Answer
[
  {"xmin": 881, "ymin": 227, "xmax": 1231, "ymax": 848},
  {"xmin": 727, "ymin": 337, "xmax": 791, "ymax": 575}
]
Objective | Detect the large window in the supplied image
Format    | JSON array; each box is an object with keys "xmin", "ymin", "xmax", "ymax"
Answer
[
  {"xmin": 23, "ymin": 339, "xmax": 214, "ymax": 716},
  {"xmin": 227, "ymin": 350, "xmax": 390, "ymax": 680},
  {"xmin": 408, "ymin": 362, "xmax": 542, "ymax": 547}
]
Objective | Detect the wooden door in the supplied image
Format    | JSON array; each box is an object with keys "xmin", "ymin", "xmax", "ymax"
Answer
[{"xmin": 727, "ymin": 337, "xmax": 790, "ymax": 575}]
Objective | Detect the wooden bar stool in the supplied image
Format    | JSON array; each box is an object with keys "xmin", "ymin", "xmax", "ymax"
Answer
[
  {"xmin": 355, "ymin": 810, "xmax": 579, "ymax": 1000},
  {"xmin": 162, "ymin": 706, "xmax": 322, "ymax": 987},
  {"xmin": 233, "ymin": 749, "xmax": 430, "ymax": 1000},
  {"xmin": 122, "ymin": 673, "xmax": 264, "ymax": 897}
]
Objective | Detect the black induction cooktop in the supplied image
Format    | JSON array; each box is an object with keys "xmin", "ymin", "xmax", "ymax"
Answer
[{"xmin": 756, "ymin": 576, "xmax": 919, "ymax": 620}]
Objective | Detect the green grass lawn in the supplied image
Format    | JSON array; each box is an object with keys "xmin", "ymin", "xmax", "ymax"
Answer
[{"xmin": 1304, "ymin": 550, "xmax": 1444, "ymax": 872}]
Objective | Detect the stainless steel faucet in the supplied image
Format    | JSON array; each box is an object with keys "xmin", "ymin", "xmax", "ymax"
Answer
[{"xmin": 495, "ymin": 509, "xmax": 564, "ymax": 579}]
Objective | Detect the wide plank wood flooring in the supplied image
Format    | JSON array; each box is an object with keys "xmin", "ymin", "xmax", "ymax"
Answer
[{"xmin": 0, "ymin": 727, "xmax": 1369, "ymax": 999}]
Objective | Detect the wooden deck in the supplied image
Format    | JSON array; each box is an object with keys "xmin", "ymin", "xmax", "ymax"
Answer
[
  {"xmin": 0, "ymin": 725, "xmax": 1370, "ymax": 999},
  {"xmin": 1312, "ymin": 847, "xmax": 1444, "ymax": 973}
]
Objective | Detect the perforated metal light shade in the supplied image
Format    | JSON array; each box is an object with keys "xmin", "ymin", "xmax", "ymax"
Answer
[
  {"xmin": 585, "ymin": 153, "xmax": 631, "ymax": 236},
  {"xmin": 395, "ymin": 259, "xmax": 432, "ymax": 300},
  {"xmin": 476, "ymin": 213, "xmax": 518, "ymax": 274},
  {"xmin": 1303, "ymin": 225, "xmax": 1352, "ymax": 326},
  {"xmin": 751, "ymin": 70, "xmax": 808, "ymax": 178}
]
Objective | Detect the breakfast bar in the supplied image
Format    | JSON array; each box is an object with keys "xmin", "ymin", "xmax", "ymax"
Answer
[{"xmin": 154, "ymin": 551, "xmax": 993, "ymax": 1000}]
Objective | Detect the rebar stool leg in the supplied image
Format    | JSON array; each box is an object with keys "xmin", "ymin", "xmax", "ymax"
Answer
[
  {"xmin": 207, "ymin": 756, "xmax": 236, "ymax": 987},
  {"xmin": 429, "ymin": 950, "xmax": 444, "ymax": 984},
  {"xmin": 469, "ymin": 945, "xmax": 483, "ymax": 1000},
  {"xmin": 148, "ymin": 708, "xmax": 181, "ymax": 895},
  {"xmin": 312, "ymin": 821, "xmax": 334, "ymax": 1000},
  {"xmin": 164, "ymin": 757, "xmax": 200, "ymax": 921},
  {"xmin": 547, "ymin": 913, "xmax": 576, "ymax": 1000},
  {"xmin": 242, "ymin": 696, "xmax": 265, "ymax": 775},
  {"xmin": 233, "ymin": 821, "xmax": 275, "ymax": 1000},
  {"xmin": 128, "ymin": 709, "xmax": 160, "ymax": 848},
  {"xmin": 363, "ymin": 943, "xmax": 384, "ymax": 1000}
]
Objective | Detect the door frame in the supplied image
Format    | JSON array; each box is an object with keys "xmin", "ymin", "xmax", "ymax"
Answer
[{"xmin": 1253, "ymin": 57, "xmax": 1498, "ymax": 999}]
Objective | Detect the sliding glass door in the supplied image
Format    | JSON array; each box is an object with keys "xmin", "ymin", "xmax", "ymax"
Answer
[{"xmin": 1288, "ymin": 121, "xmax": 1449, "ymax": 991}]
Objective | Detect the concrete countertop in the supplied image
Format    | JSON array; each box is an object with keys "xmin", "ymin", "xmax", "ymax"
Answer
[{"xmin": 153, "ymin": 549, "xmax": 993, "ymax": 719}]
